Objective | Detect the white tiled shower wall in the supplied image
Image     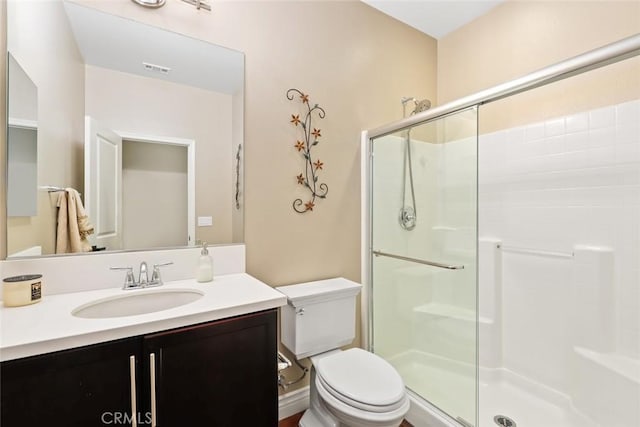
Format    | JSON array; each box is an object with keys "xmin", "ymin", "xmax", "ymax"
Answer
[
  {"xmin": 369, "ymin": 102, "xmax": 637, "ymax": 423},
  {"xmin": 479, "ymin": 100, "xmax": 640, "ymax": 368}
]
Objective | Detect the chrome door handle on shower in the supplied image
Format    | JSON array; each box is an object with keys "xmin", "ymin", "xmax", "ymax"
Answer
[{"xmin": 372, "ymin": 250, "xmax": 464, "ymax": 270}]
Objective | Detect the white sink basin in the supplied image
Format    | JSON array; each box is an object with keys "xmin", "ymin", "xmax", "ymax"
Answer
[{"xmin": 72, "ymin": 288, "xmax": 204, "ymax": 319}]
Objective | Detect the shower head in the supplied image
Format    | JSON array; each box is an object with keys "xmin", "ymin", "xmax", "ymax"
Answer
[
  {"xmin": 401, "ymin": 97, "xmax": 431, "ymax": 117},
  {"xmin": 401, "ymin": 96, "xmax": 416, "ymax": 118},
  {"xmin": 412, "ymin": 99, "xmax": 431, "ymax": 114}
]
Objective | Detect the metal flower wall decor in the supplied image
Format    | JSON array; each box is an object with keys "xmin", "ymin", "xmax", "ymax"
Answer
[{"xmin": 287, "ymin": 88, "xmax": 328, "ymax": 213}]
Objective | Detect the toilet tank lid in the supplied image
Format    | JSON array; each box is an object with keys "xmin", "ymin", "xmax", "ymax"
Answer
[{"xmin": 277, "ymin": 278, "xmax": 362, "ymax": 307}]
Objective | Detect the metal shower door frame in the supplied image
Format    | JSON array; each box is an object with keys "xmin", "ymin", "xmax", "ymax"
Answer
[
  {"xmin": 361, "ymin": 31, "xmax": 640, "ymax": 352},
  {"xmin": 360, "ymin": 32, "xmax": 640, "ymax": 425}
]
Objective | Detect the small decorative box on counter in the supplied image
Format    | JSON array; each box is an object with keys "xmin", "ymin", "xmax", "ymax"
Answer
[{"xmin": 3, "ymin": 275, "xmax": 43, "ymax": 307}]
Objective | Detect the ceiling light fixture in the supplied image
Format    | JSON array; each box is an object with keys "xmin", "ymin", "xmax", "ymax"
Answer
[
  {"xmin": 131, "ymin": 0, "xmax": 166, "ymax": 8},
  {"xmin": 181, "ymin": 0, "xmax": 211, "ymax": 11}
]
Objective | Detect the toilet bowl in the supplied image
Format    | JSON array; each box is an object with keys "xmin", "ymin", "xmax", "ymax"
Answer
[
  {"xmin": 278, "ymin": 278, "xmax": 409, "ymax": 427},
  {"xmin": 303, "ymin": 348, "xmax": 410, "ymax": 427}
]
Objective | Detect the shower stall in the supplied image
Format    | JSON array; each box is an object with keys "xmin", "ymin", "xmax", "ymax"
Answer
[{"xmin": 362, "ymin": 34, "xmax": 640, "ymax": 427}]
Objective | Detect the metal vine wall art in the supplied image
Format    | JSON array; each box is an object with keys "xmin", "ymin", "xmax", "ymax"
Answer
[{"xmin": 287, "ymin": 88, "xmax": 328, "ymax": 213}]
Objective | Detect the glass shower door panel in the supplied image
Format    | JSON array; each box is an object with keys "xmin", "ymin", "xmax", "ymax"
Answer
[{"xmin": 371, "ymin": 107, "xmax": 478, "ymax": 425}]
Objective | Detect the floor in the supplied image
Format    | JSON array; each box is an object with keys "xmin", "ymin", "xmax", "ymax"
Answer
[
  {"xmin": 279, "ymin": 412, "xmax": 413, "ymax": 427},
  {"xmin": 278, "ymin": 412, "xmax": 302, "ymax": 427}
]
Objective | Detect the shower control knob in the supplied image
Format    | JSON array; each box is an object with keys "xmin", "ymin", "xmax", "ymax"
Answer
[{"xmin": 399, "ymin": 206, "xmax": 417, "ymax": 231}]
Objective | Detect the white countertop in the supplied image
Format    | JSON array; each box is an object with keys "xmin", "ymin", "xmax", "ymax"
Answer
[{"xmin": 0, "ymin": 273, "xmax": 287, "ymax": 362}]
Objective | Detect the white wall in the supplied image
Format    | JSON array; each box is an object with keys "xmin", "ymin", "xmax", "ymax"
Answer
[
  {"xmin": 480, "ymin": 99, "xmax": 640, "ymax": 360},
  {"xmin": 479, "ymin": 99, "xmax": 640, "ymax": 419}
]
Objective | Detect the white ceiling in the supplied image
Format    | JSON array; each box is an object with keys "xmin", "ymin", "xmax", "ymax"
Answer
[
  {"xmin": 64, "ymin": 2, "xmax": 244, "ymax": 94},
  {"xmin": 362, "ymin": 0, "xmax": 506, "ymax": 39}
]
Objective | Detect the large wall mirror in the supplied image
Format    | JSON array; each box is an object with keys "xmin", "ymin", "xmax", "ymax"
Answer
[{"xmin": 5, "ymin": 0, "xmax": 244, "ymax": 259}]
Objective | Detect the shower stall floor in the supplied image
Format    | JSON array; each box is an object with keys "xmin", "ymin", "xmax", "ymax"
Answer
[
  {"xmin": 390, "ymin": 351, "xmax": 598, "ymax": 427},
  {"xmin": 478, "ymin": 371, "xmax": 597, "ymax": 427}
]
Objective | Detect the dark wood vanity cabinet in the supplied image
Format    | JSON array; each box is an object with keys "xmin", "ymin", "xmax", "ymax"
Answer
[
  {"xmin": 1, "ymin": 309, "xmax": 278, "ymax": 427},
  {"xmin": 1, "ymin": 337, "xmax": 141, "ymax": 426},
  {"xmin": 143, "ymin": 309, "xmax": 278, "ymax": 426}
]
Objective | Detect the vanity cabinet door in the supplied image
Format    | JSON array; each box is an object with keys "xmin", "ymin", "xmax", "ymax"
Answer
[
  {"xmin": 143, "ymin": 309, "xmax": 278, "ymax": 427},
  {"xmin": 0, "ymin": 337, "xmax": 142, "ymax": 427}
]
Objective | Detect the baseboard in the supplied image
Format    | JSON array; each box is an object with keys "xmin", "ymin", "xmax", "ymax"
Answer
[{"xmin": 278, "ymin": 386, "xmax": 310, "ymax": 420}]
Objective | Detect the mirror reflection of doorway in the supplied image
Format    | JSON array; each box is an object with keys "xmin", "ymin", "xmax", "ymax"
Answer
[
  {"xmin": 122, "ymin": 139, "xmax": 188, "ymax": 250},
  {"xmin": 85, "ymin": 117, "xmax": 195, "ymax": 251}
]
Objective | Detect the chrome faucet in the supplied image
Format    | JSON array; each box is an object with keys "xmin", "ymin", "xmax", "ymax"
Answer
[
  {"xmin": 111, "ymin": 262, "xmax": 173, "ymax": 290},
  {"xmin": 138, "ymin": 262, "xmax": 149, "ymax": 286}
]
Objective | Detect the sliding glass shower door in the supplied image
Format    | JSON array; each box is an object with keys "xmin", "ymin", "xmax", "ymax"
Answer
[{"xmin": 369, "ymin": 107, "xmax": 478, "ymax": 425}]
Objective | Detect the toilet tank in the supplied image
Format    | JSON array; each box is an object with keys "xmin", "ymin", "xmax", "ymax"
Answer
[{"xmin": 278, "ymin": 278, "xmax": 362, "ymax": 359}]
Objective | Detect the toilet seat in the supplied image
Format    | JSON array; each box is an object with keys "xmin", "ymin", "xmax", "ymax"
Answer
[
  {"xmin": 315, "ymin": 348, "xmax": 407, "ymax": 413},
  {"xmin": 314, "ymin": 375, "xmax": 410, "ymax": 426}
]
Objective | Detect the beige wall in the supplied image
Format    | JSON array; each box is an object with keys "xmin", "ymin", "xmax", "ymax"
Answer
[
  {"xmin": 3, "ymin": 0, "xmax": 437, "ymax": 273},
  {"xmin": 85, "ymin": 65, "xmax": 234, "ymax": 245},
  {"xmin": 5, "ymin": 0, "xmax": 637, "ymax": 396},
  {"xmin": 438, "ymin": 0, "xmax": 640, "ymax": 133},
  {"xmin": 122, "ymin": 141, "xmax": 188, "ymax": 249},
  {"xmin": 6, "ymin": 0, "xmax": 85, "ymax": 256},
  {"xmin": 72, "ymin": 0, "xmax": 437, "ymax": 392},
  {"xmin": 71, "ymin": 0, "xmax": 437, "ymax": 280}
]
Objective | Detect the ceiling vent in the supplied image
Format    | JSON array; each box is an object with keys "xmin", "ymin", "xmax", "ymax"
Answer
[{"xmin": 143, "ymin": 62, "xmax": 171, "ymax": 74}]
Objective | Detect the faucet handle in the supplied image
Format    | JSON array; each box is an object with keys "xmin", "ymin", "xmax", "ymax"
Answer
[
  {"xmin": 110, "ymin": 267, "xmax": 136, "ymax": 290},
  {"xmin": 151, "ymin": 262, "xmax": 174, "ymax": 286}
]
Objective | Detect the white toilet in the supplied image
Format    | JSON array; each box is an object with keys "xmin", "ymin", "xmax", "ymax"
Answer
[{"xmin": 278, "ymin": 278, "xmax": 410, "ymax": 427}]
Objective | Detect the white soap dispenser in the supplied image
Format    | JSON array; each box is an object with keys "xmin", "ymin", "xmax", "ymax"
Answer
[{"xmin": 196, "ymin": 242, "xmax": 213, "ymax": 282}]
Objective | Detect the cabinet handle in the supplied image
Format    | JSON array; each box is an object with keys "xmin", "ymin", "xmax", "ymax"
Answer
[
  {"xmin": 150, "ymin": 352, "xmax": 157, "ymax": 427},
  {"xmin": 129, "ymin": 355, "xmax": 138, "ymax": 427}
]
